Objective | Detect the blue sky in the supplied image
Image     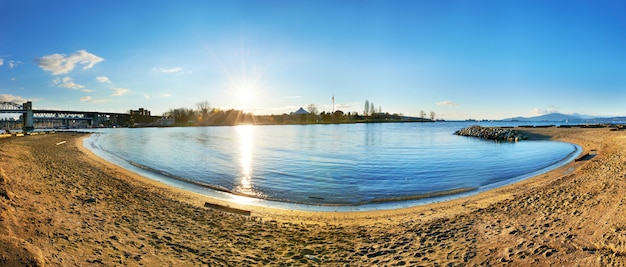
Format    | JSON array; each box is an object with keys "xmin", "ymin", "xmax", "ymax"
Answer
[{"xmin": 1, "ymin": 0, "xmax": 625, "ymax": 120}]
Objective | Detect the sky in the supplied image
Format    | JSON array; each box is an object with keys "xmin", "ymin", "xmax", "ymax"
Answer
[{"xmin": 1, "ymin": 0, "xmax": 625, "ymax": 120}]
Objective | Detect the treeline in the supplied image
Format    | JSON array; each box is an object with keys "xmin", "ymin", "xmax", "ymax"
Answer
[
  {"xmin": 159, "ymin": 100, "xmax": 434, "ymax": 127},
  {"xmin": 253, "ymin": 111, "xmax": 417, "ymax": 125},
  {"xmin": 163, "ymin": 101, "xmax": 254, "ymax": 126}
]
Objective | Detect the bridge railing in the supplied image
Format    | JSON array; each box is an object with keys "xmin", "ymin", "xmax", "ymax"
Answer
[{"xmin": 0, "ymin": 102, "xmax": 24, "ymax": 111}]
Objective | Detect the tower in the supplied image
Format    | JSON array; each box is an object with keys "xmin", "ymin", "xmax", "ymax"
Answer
[{"xmin": 22, "ymin": 101, "xmax": 34, "ymax": 132}]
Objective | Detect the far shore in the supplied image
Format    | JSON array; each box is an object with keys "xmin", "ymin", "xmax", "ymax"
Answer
[{"xmin": 1, "ymin": 127, "xmax": 626, "ymax": 265}]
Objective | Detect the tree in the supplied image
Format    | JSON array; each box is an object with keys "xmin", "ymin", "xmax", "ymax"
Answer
[
  {"xmin": 165, "ymin": 108, "xmax": 196, "ymax": 124},
  {"xmin": 196, "ymin": 101, "xmax": 211, "ymax": 118},
  {"xmin": 430, "ymin": 111, "xmax": 436, "ymax": 120},
  {"xmin": 332, "ymin": 110, "xmax": 344, "ymax": 122},
  {"xmin": 419, "ymin": 110, "xmax": 426, "ymax": 119},
  {"xmin": 364, "ymin": 100, "xmax": 370, "ymax": 116},
  {"xmin": 370, "ymin": 102, "xmax": 375, "ymax": 115},
  {"xmin": 306, "ymin": 104, "xmax": 319, "ymax": 115}
]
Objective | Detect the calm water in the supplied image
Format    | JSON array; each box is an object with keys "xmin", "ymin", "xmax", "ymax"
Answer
[{"xmin": 84, "ymin": 122, "xmax": 580, "ymax": 210}]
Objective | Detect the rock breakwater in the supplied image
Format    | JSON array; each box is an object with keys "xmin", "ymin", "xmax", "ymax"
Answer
[{"xmin": 455, "ymin": 126, "xmax": 527, "ymax": 142}]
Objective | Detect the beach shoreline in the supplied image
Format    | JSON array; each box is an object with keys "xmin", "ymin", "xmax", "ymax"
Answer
[
  {"xmin": 80, "ymin": 126, "xmax": 581, "ymax": 213},
  {"xmin": 1, "ymin": 127, "xmax": 625, "ymax": 265}
]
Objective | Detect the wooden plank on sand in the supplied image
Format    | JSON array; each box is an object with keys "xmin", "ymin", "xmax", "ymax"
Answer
[{"xmin": 204, "ymin": 202, "xmax": 251, "ymax": 216}]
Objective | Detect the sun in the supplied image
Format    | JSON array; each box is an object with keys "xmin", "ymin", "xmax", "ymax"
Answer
[
  {"xmin": 235, "ymin": 85, "xmax": 255, "ymax": 109},
  {"xmin": 204, "ymin": 42, "xmax": 266, "ymax": 112}
]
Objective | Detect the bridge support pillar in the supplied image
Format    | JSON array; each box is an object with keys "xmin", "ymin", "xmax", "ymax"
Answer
[
  {"xmin": 93, "ymin": 113, "xmax": 100, "ymax": 127},
  {"xmin": 22, "ymin": 101, "xmax": 34, "ymax": 132}
]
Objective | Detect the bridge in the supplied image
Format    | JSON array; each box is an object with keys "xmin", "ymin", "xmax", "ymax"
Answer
[{"xmin": 1, "ymin": 101, "xmax": 131, "ymax": 131}]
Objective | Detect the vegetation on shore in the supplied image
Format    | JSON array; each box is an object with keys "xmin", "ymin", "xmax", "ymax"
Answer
[{"xmin": 153, "ymin": 101, "xmax": 434, "ymax": 127}]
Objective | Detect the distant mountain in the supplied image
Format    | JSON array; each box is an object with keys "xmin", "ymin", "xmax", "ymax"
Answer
[
  {"xmin": 504, "ymin": 113, "xmax": 626, "ymax": 123},
  {"xmin": 505, "ymin": 113, "xmax": 584, "ymax": 122}
]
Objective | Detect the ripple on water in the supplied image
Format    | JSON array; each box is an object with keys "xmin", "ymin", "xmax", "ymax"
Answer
[{"xmin": 84, "ymin": 122, "xmax": 580, "ymax": 210}]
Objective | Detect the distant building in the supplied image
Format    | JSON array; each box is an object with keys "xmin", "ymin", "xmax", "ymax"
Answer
[
  {"xmin": 130, "ymin": 108, "xmax": 156, "ymax": 126},
  {"xmin": 292, "ymin": 107, "xmax": 309, "ymax": 115},
  {"xmin": 130, "ymin": 108, "xmax": 150, "ymax": 117},
  {"xmin": 156, "ymin": 117, "xmax": 175, "ymax": 126}
]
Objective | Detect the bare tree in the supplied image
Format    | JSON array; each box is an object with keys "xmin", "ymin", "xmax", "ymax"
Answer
[
  {"xmin": 165, "ymin": 107, "xmax": 197, "ymax": 123},
  {"xmin": 364, "ymin": 100, "xmax": 370, "ymax": 116},
  {"xmin": 370, "ymin": 102, "xmax": 375, "ymax": 115},
  {"xmin": 306, "ymin": 103, "xmax": 319, "ymax": 115},
  {"xmin": 196, "ymin": 101, "xmax": 211, "ymax": 117},
  {"xmin": 419, "ymin": 110, "xmax": 426, "ymax": 119},
  {"xmin": 430, "ymin": 111, "xmax": 436, "ymax": 120}
]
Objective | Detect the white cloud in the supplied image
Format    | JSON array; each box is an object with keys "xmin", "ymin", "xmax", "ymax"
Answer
[
  {"xmin": 0, "ymin": 94, "xmax": 27, "ymax": 103},
  {"xmin": 153, "ymin": 67, "xmax": 182, "ymax": 73},
  {"xmin": 53, "ymin": 77, "xmax": 85, "ymax": 89},
  {"xmin": 144, "ymin": 94, "xmax": 150, "ymax": 99},
  {"xmin": 80, "ymin": 96, "xmax": 92, "ymax": 102},
  {"xmin": 0, "ymin": 59, "xmax": 20, "ymax": 68},
  {"xmin": 111, "ymin": 87, "xmax": 129, "ymax": 96},
  {"xmin": 160, "ymin": 93, "xmax": 171, "ymax": 97},
  {"xmin": 336, "ymin": 102, "xmax": 359, "ymax": 110},
  {"xmin": 82, "ymin": 89, "xmax": 93, "ymax": 93},
  {"xmin": 96, "ymin": 76, "xmax": 111, "ymax": 83},
  {"xmin": 36, "ymin": 50, "xmax": 104, "ymax": 75},
  {"xmin": 529, "ymin": 106, "xmax": 560, "ymax": 116},
  {"xmin": 8, "ymin": 60, "xmax": 20, "ymax": 69},
  {"xmin": 436, "ymin": 100, "xmax": 458, "ymax": 106}
]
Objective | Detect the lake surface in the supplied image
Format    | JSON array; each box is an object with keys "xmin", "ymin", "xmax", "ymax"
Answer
[{"xmin": 84, "ymin": 122, "xmax": 580, "ymax": 210}]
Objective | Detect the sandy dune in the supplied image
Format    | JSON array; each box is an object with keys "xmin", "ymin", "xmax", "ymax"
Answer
[{"xmin": 0, "ymin": 127, "xmax": 625, "ymax": 266}]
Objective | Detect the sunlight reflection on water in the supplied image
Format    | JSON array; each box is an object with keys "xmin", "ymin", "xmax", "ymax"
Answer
[
  {"xmin": 85, "ymin": 122, "xmax": 580, "ymax": 206},
  {"xmin": 235, "ymin": 125, "xmax": 255, "ymax": 195}
]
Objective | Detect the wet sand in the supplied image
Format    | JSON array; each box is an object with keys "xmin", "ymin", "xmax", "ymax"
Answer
[{"xmin": 1, "ymin": 127, "xmax": 625, "ymax": 266}]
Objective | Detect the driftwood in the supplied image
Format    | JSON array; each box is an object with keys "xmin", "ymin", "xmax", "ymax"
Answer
[
  {"xmin": 575, "ymin": 153, "xmax": 595, "ymax": 162},
  {"xmin": 204, "ymin": 202, "xmax": 251, "ymax": 216}
]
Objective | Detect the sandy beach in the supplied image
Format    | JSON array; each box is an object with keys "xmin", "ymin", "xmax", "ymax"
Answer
[{"xmin": 1, "ymin": 127, "xmax": 625, "ymax": 266}]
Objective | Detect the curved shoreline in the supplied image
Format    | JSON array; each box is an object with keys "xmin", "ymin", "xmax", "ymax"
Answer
[
  {"xmin": 3, "ymin": 127, "xmax": 626, "ymax": 265},
  {"xmin": 82, "ymin": 130, "xmax": 580, "ymax": 210},
  {"xmin": 133, "ymin": 126, "xmax": 597, "ymax": 224}
]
